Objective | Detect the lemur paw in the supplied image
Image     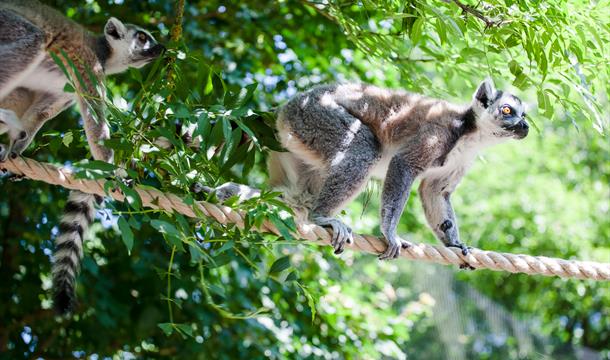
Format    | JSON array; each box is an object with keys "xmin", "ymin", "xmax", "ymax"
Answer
[
  {"xmin": 7, "ymin": 173, "xmax": 25, "ymax": 182},
  {"xmin": 446, "ymin": 243, "xmax": 475, "ymax": 270},
  {"xmin": 0, "ymin": 144, "xmax": 17, "ymax": 162},
  {"xmin": 379, "ymin": 237, "xmax": 408, "ymax": 260},
  {"xmin": 459, "ymin": 263, "xmax": 476, "ymax": 271},
  {"xmin": 105, "ymin": 168, "xmax": 133, "ymax": 192},
  {"xmin": 190, "ymin": 182, "xmax": 213, "ymax": 195},
  {"xmin": 446, "ymin": 242, "xmax": 471, "ymax": 256},
  {"xmin": 313, "ymin": 216, "xmax": 353, "ymax": 254}
]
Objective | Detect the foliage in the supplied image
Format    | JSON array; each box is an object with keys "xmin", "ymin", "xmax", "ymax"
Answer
[{"xmin": 0, "ymin": 0, "xmax": 608, "ymax": 359}]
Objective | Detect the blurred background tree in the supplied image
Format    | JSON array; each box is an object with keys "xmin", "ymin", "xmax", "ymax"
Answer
[{"xmin": 0, "ymin": 0, "xmax": 608, "ymax": 359}]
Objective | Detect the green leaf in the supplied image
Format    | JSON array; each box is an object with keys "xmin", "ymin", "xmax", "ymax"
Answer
[
  {"xmin": 269, "ymin": 255, "xmax": 291, "ymax": 274},
  {"xmin": 410, "ymin": 17, "xmax": 424, "ymax": 44},
  {"xmin": 150, "ymin": 219, "xmax": 184, "ymax": 251},
  {"xmin": 434, "ymin": 19, "xmax": 447, "ymax": 45},
  {"xmin": 204, "ymin": 71, "xmax": 214, "ymax": 95},
  {"xmin": 62, "ymin": 132, "xmax": 73, "ymax": 147},
  {"xmin": 173, "ymin": 103, "xmax": 191, "ymax": 118},
  {"xmin": 77, "ymin": 160, "xmax": 116, "ymax": 172},
  {"xmin": 175, "ymin": 324, "xmax": 194, "ymax": 338},
  {"xmin": 158, "ymin": 323, "xmax": 174, "ymax": 336},
  {"xmin": 117, "ymin": 217, "xmax": 134, "ymax": 254},
  {"xmin": 216, "ymin": 240, "xmax": 235, "ymax": 254},
  {"xmin": 49, "ymin": 51, "xmax": 70, "ymax": 79},
  {"xmin": 59, "ymin": 49, "xmax": 88, "ymax": 91},
  {"xmin": 268, "ymin": 213, "xmax": 294, "ymax": 240},
  {"xmin": 119, "ymin": 182, "xmax": 142, "ymax": 210},
  {"xmin": 129, "ymin": 67, "xmax": 143, "ymax": 83},
  {"xmin": 286, "ymin": 271, "xmax": 298, "ymax": 282},
  {"xmin": 221, "ymin": 117, "xmax": 232, "ymax": 141},
  {"xmin": 298, "ymin": 284, "xmax": 316, "ymax": 323},
  {"xmin": 63, "ymin": 83, "xmax": 75, "ymax": 93},
  {"xmin": 150, "ymin": 220, "xmax": 181, "ymax": 238}
]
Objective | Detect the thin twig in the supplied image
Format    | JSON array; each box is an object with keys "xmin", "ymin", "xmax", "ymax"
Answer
[
  {"xmin": 166, "ymin": 246, "xmax": 176, "ymax": 324},
  {"xmin": 452, "ymin": 0, "xmax": 502, "ymax": 28},
  {"xmin": 298, "ymin": 0, "xmax": 336, "ymax": 22},
  {"xmin": 393, "ymin": 56, "xmax": 437, "ymax": 63},
  {"xmin": 165, "ymin": 0, "xmax": 187, "ymax": 102}
]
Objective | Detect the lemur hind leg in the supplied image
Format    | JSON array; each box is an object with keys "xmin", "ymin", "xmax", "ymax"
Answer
[
  {"xmin": 192, "ymin": 181, "xmax": 261, "ymax": 203},
  {"xmin": 9, "ymin": 93, "xmax": 73, "ymax": 157},
  {"xmin": 292, "ymin": 127, "xmax": 380, "ymax": 253},
  {"xmin": 277, "ymin": 95, "xmax": 382, "ymax": 254},
  {"xmin": 0, "ymin": 108, "xmax": 25, "ymax": 160},
  {"xmin": 0, "ymin": 88, "xmax": 31, "ymax": 161},
  {"xmin": 0, "ymin": 10, "xmax": 45, "ymax": 160},
  {"xmin": 0, "ymin": 10, "xmax": 46, "ymax": 100},
  {"xmin": 310, "ymin": 130, "xmax": 380, "ymax": 254}
]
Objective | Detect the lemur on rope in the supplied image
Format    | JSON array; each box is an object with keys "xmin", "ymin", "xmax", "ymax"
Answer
[{"xmin": 197, "ymin": 79, "xmax": 529, "ymax": 260}]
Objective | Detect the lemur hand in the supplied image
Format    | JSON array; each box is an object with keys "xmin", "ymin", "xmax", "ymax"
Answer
[
  {"xmin": 379, "ymin": 235, "xmax": 411, "ymax": 260},
  {"xmin": 313, "ymin": 215, "xmax": 353, "ymax": 255}
]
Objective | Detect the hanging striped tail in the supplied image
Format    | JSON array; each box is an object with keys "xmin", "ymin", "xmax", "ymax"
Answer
[{"xmin": 52, "ymin": 190, "xmax": 100, "ymax": 314}]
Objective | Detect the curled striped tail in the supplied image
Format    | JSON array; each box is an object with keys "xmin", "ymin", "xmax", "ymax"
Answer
[{"xmin": 52, "ymin": 190, "xmax": 99, "ymax": 314}]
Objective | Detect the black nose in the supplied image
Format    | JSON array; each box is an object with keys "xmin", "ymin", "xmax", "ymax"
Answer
[
  {"xmin": 519, "ymin": 121, "xmax": 529, "ymax": 130},
  {"xmin": 154, "ymin": 44, "xmax": 166, "ymax": 55},
  {"xmin": 513, "ymin": 120, "xmax": 529, "ymax": 139}
]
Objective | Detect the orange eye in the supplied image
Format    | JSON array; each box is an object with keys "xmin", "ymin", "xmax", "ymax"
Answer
[
  {"xmin": 137, "ymin": 32, "xmax": 147, "ymax": 42},
  {"xmin": 502, "ymin": 106, "xmax": 511, "ymax": 115}
]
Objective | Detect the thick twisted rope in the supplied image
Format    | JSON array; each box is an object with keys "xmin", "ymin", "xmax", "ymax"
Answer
[{"xmin": 2, "ymin": 156, "xmax": 609, "ymax": 281}]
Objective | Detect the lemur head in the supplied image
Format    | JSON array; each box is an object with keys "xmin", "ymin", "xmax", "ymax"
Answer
[
  {"xmin": 102, "ymin": 17, "xmax": 165, "ymax": 75},
  {"xmin": 472, "ymin": 78, "xmax": 529, "ymax": 139}
]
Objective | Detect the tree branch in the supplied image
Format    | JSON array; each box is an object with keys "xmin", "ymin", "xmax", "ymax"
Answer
[
  {"xmin": 299, "ymin": 0, "xmax": 336, "ymax": 22},
  {"xmin": 170, "ymin": 0, "xmax": 186, "ymax": 43},
  {"xmin": 451, "ymin": 0, "xmax": 502, "ymax": 28},
  {"xmin": 165, "ymin": 0, "xmax": 187, "ymax": 102}
]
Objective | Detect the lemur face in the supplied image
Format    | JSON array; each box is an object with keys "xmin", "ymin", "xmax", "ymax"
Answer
[
  {"xmin": 472, "ymin": 79, "xmax": 529, "ymax": 139},
  {"xmin": 103, "ymin": 17, "xmax": 165, "ymax": 75}
]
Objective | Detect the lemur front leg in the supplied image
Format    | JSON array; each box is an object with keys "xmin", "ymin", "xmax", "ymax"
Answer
[
  {"xmin": 379, "ymin": 156, "xmax": 419, "ymax": 260},
  {"xmin": 419, "ymin": 174, "xmax": 472, "ymax": 259}
]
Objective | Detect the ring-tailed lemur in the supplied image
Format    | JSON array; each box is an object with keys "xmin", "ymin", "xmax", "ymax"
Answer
[
  {"xmin": 199, "ymin": 79, "xmax": 529, "ymax": 261},
  {"xmin": 0, "ymin": 0, "xmax": 165, "ymax": 314}
]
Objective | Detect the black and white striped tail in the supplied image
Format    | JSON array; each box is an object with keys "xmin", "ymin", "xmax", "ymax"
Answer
[{"xmin": 52, "ymin": 190, "xmax": 99, "ymax": 314}]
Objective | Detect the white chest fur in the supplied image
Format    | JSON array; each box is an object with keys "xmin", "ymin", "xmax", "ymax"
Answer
[
  {"xmin": 21, "ymin": 59, "xmax": 71, "ymax": 96},
  {"xmin": 422, "ymin": 133, "xmax": 492, "ymax": 180}
]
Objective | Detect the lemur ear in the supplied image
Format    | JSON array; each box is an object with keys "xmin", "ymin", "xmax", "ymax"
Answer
[
  {"xmin": 104, "ymin": 17, "xmax": 126, "ymax": 40},
  {"xmin": 473, "ymin": 78, "xmax": 497, "ymax": 108}
]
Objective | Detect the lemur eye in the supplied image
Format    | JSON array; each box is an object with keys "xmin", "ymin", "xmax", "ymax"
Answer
[
  {"xmin": 501, "ymin": 105, "xmax": 512, "ymax": 115},
  {"xmin": 137, "ymin": 32, "xmax": 147, "ymax": 43}
]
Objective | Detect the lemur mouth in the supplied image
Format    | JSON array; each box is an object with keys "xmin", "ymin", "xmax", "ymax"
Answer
[
  {"xmin": 503, "ymin": 120, "xmax": 529, "ymax": 139},
  {"xmin": 143, "ymin": 44, "xmax": 166, "ymax": 59}
]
